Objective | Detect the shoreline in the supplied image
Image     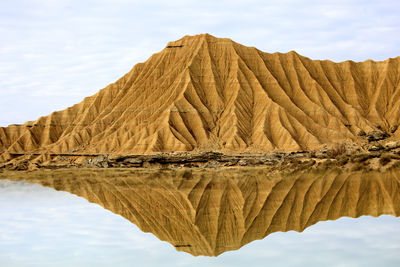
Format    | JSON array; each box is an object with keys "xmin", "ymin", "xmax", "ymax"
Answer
[{"xmin": 2, "ymin": 144, "xmax": 400, "ymax": 173}]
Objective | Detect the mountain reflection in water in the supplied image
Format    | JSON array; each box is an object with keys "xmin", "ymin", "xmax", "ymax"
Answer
[{"xmin": 1, "ymin": 168, "xmax": 400, "ymax": 259}]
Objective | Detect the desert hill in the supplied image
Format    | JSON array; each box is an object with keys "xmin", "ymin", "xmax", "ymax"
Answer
[
  {"xmin": 1, "ymin": 168, "xmax": 399, "ymax": 256},
  {"xmin": 1, "ymin": 34, "xmax": 400, "ymax": 161}
]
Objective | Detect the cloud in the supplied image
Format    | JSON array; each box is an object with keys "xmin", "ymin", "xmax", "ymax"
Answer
[{"xmin": 0, "ymin": 0, "xmax": 399, "ymax": 126}]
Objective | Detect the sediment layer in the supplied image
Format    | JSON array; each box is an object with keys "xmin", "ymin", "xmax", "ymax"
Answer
[{"xmin": 1, "ymin": 34, "xmax": 400, "ymax": 162}]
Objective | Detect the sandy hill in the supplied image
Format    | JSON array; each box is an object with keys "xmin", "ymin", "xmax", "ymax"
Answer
[
  {"xmin": 2, "ymin": 168, "xmax": 399, "ymax": 256},
  {"xmin": 1, "ymin": 34, "xmax": 400, "ymax": 159}
]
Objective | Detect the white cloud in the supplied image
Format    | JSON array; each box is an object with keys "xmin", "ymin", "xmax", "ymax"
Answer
[{"xmin": 0, "ymin": 0, "xmax": 399, "ymax": 126}]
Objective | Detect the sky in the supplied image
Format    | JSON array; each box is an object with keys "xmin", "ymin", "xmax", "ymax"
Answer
[
  {"xmin": 1, "ymin": 179, "xmax": 400, "ymax": 267},
  {"xmin": 0, "ymin": 0, "xmax": 399, "ymax": 126}
]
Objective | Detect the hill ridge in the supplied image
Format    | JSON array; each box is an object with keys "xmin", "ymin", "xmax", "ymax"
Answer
[{"xmin": 1, "ymin": 34, "xmax": 400, "ymax": 161}]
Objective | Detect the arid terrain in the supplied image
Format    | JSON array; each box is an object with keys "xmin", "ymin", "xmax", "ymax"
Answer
[{"xmin": 1, "ymin": 34, "xmax": 400, "ymax": 170}]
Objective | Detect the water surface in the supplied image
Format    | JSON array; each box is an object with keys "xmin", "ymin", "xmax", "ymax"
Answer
[{"xmin": 0, "ymin": 170, "xmax": 400, "ymax": 266}]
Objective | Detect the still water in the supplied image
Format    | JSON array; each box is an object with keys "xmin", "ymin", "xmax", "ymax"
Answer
[{"xmin": 0, "ymin": 179, "xmax": 399, "ymax": 267}]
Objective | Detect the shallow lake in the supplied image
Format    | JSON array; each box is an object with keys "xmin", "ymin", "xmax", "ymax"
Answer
[{"xmin": 0, "ymin": 175, "xmax": 400, "ymax": 267}]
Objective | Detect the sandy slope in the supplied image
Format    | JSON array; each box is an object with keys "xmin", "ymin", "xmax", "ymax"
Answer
[
  {"xmin": 1, "ymin": 168, "xmax": 399, "ymax": 256},
  {"xmin": 1, "ymin": 34, "xmax": 400, "ymax": 159}
]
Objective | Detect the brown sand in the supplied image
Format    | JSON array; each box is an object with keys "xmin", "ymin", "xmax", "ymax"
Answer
[
  {"xmin": 1, "ymin": 34, "xmax": 400, "ymax": 165},
  {"xmin": 1, "ymin": 167, "xmax": 399, "ymax": 256}
]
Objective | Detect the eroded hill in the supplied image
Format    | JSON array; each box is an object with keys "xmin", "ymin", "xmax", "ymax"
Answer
[{"xmin": 1, "ymin": 34, "xmax": 400, "ymax": 164}]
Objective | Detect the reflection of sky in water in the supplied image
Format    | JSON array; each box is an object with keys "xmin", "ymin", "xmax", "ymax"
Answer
[{"xmin": 0, "ymin": 179, "xmax": 399, "ymax": 267}]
